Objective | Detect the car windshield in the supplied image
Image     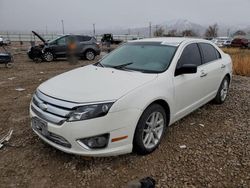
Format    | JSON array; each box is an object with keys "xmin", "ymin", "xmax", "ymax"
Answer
[
  {"xmin": 48, "ymin": 36, "xmax": 64, "ymax": 44},
  {"xmin": 100, "ymin": 42, "xmax": 177, "ymax": 73}
]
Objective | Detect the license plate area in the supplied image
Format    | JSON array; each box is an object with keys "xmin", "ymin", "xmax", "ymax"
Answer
[{"xmin": 32, "ymin": 117, "xmax": 48, "ymax": 136}]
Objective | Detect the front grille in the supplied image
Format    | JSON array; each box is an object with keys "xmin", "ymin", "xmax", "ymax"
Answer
[{"xmin": 31, "ymin": 90, "xmax": 76, "ymax": 125}]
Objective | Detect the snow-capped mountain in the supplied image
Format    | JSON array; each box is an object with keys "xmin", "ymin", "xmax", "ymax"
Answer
[
  {"xmin": 106, "ymin": 19, "xmax": 250, "ymax": 37},
  {"xmin": 160, "ymin": 19, "xmax": 206, "ymax": 34}
]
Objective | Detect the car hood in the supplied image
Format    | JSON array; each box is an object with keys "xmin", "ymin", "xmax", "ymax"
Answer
[
  {"xmin": 32, "ymin": 31, "xmax": 46, "ymax": 43},
  {"xmin": 38, "ymin": 65, "xmax": 157, "ymax": 103}
]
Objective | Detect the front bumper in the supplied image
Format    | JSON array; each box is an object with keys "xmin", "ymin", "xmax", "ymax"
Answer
[{"xmin": 30, "ymin": 107, "xmax": 141, "ymax": 156}]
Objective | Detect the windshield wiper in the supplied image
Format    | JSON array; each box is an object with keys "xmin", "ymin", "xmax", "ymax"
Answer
[
  {"xmin": 112, "ymin": 62, "xmax": 133, "ymax": 69},
  {"xmin": 94, "ymin": 61, "xmax": 104, "ymax": 67}
]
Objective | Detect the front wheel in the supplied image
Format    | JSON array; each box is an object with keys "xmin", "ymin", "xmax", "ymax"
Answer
[
  {"xmin": 43, "ymin": 51, "xmax": 54, "ymax": 62},
  {"xmin": 133, "ymin": 104, "xmax": 167, "ymax": 155},
  {"xmin": 214, "ymin": 77, "xmax": 229, "ymax": 104}
]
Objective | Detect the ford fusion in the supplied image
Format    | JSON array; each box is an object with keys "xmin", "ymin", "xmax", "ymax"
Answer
[{"xmin": 30, "ymin": 38, "xmax": 232, "ymax": 156}]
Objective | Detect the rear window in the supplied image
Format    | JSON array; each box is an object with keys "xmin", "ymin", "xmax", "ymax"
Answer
[
  {"xmin": 76, "ymin": 36, "xmax": 92, "ymax": 42},
  {"xmin": 199, "ymin": 43, "xmax": 221, "ymax": 63}
]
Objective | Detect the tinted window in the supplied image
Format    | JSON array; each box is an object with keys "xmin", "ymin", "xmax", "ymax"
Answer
[
  {"xmin": 57, "ymin": 37, "xmax": 66, "ymax": 45},
  {"xmin": 177, "ymin": 43, "xmax": 202, "ymax": 68},
  {"xmin": 77, "ymin": 36, "xmax": 91, "ymax": 42},
  {"xmin": 199, "ymin": 43, "xmax": 220, "ymax": 63}
]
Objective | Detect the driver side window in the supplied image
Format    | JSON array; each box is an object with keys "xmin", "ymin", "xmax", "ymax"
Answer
[
  {"xmin": 56, "ymin": 37, "xmax": 66, "ymax": 45},
  {"xmin": 177, "ymin": 43, "xmax": 202, "ymax": 69}
]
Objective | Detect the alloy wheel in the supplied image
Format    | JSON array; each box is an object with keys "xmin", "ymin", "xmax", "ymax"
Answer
[
  {"xmin": 43, "ymin": 52, "xmax": 53, "ymax": 62},
  {"xmin": 86, "ymin": 51, "xmax": 95, "ymax": 61},
  {"xmin": 220, "ymin": 79, "xmax": 228, "ymax": 101},
  {"xmin": 142, "ymin": 111, "xmax": 164, "ymax": 149}
]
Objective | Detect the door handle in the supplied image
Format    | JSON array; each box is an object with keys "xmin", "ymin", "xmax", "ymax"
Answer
[
  {"xmin": 221, "ymin": 64, "xmax": 226, "ymax": 69},
  {"xmin": 200, "ymin": 72, "xmax": 208, "ymax": 77}
]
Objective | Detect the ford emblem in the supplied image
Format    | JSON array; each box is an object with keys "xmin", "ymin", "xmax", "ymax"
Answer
[{"xmin": 38, "ymin": 102, "xmax": 48, "ymax": 111}]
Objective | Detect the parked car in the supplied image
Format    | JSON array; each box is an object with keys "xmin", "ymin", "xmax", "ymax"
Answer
[
  {"xmin": 231, "ymin": 38, "xmax": 249, "ymax": 48},
  {"xmin": 0, "ymin": 44, "xmax": 14, "ymax": 68},
  {"xmin": 212, "ymin": 37, "xmax": 232, "ymax": 48},
  {"xmin": 223, "ymin": 40, "xmax": 232, "ymax": 48},
  {"xmin": 30, "ymin": 38, "xmax": 232, "ymax": 156},
  {"xmin": 28, "ymin": 31, "xmax": 101, "ymax": 62},
  {"xmin": 101, "ymin": 33, "xmax": 123, "ymax": 45},
  {"xmin": 0, "ymin": 36, "xmax": 11, "ymax": 46}
]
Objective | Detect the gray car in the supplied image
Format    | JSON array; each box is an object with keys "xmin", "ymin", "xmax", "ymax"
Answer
[{"xmin": 28, "ymin": 31, "xmax": 101, "ymax": 62}]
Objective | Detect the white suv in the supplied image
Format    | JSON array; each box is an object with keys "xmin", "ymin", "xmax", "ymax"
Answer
[{"xmin": 30, "ymin": 38, "xmax": 232, "ymax": 156}]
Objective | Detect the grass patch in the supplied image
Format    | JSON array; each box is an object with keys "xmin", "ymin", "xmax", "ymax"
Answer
[{"xmin": 222, "ymin": 48, "xmax": 250, "ymax": 77}]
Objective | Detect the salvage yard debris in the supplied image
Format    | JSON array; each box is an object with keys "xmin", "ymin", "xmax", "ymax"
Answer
[
  {"xmin": 8, "ymin": 77, "xmax": 16, "ymax": 80},
  {"xmin": 199, "ymin": 123, "xmax": 205, "ymax": 127},
  {"xmin": 15, "ymin": 87, "xmax": 26, "ymax": 92},
  {"xmin": 0, "ymin": 129, "xmax": 13, "ymax": 149},
  {"xmin": 179, "ymin": 145, "xmax": 187, "ymax": 149},
  {"xmin": 127, "ymin": 177, "xmax": 156, "ymax": 188}
]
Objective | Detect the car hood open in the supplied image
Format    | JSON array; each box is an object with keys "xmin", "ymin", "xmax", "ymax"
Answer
[
  {"xmin": 38, "ymin": 65, "xmax": 157, "ymax": 103},
  {"xmin": 32, "ymin": 31, "xmax": 46, "ymax": 43}
]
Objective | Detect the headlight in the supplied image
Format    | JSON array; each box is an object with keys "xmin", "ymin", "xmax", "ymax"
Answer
[{"xmin": 68, "ymin": 102, "xmax": 114, "ymax": 122}]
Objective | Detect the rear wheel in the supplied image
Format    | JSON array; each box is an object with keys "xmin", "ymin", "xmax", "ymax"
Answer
[
  {"xmin": 43, "ymin": 51, "xmax": 54, "ymax": 62},
  {"xmin": 133, "ymin": 104, "xmax": 167, "ymax": 155},
  {"xmin": 214, "ymin": 77, "xmax": 229, "ymax": 104},
  {"xmin": 85, "ymin": 50, "xmax": 96, "ymax": 61}
]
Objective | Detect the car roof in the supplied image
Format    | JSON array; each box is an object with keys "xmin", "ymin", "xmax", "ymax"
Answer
[
  {"xmin": 64, "ymin": 34, "xmax": 92, "ymax": 37},
  {"xmin": 129, "ymin": 37, "xmax": 208, "ymax": 46}
]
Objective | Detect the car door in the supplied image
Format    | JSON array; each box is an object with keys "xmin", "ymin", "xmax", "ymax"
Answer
[
  {"xmin": 52, "ymin": 36, "xmax": 67, "ymax": 57},
  {"xmin": 78, "ymin": 36, "xmax": 93, "ymax": 54},
  {"xmin": 173, "ymin": 43, "xmax": 206, "ymax": 120},
  {"xmin": 198, "ymin": 43, "xmax": 223, "ymax": 98}
]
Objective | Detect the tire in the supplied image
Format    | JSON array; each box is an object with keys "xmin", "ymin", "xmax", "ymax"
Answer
[
  {"xmin": 43, "ymin": 51, "xmax": 54, "ymax": 62},
  {"xmin": 5, "ymin": 62, "xmax": 13, "ymax": 68},
  {"xmin": 214, "ymin": 76, "xmax": 229, "ymax": 104},
  {"xmin": 133, "ymin": 104, "xmax": 167, "ymax": 155},
  {"xmin": 85, "ymin": 50, "xmax": 96, "ymax": 61}
]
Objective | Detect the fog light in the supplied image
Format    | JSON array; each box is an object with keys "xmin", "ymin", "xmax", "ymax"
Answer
[{"xmin": 79, "ymin": 133, "xmax": 109, "ymax": 149}]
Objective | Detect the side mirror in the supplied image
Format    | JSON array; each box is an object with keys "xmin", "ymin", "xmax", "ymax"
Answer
[{"xmin": 175, "ymin": 64, "xmax": 197, "ymax": 76}]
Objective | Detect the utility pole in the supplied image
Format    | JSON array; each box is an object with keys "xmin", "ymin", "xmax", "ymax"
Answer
[
  {"xmin": 149, "ymin": 22, "xmax": 152, "ymax": 38},
  {"xmin": 227, "ymin": 29, "xmax": 230, "ymax": 37},
  {"xmin": 61, "ymin": 20, "xmax": 65, "ymax": 34},
  {"xmin": 93, "ymin": 24, "xmax": 96, "ymax": 36}
]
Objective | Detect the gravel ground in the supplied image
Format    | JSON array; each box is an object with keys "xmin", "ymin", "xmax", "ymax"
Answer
[{"xmin": 0, "ymin": 47, "xmax": 249, "ymax": 188}]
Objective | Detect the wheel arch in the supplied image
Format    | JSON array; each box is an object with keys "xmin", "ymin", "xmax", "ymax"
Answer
[
  {"xmin": 139, "ymin": 99, "xmax": 171, "ymax": 128},
  {"xmin": 225, "ymin": 73, "xmax": 231, "ymax": 84},
  {"xmin": 84, "ymin": 48, "xmax": 96, "ymax": 55},
  {"xmin": 149, "ymin": 99, "xmax": 171, "ymax": 126}
]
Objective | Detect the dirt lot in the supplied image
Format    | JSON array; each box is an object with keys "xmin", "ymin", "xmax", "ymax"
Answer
[{"xmin": 0, "ymin": 47, "xmax": 249, "ymax": 188}]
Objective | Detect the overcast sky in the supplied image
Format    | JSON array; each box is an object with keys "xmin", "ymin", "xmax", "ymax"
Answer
[{"xmin": 0, "ymin": 0, "xmax": 250, "ymax": 32}]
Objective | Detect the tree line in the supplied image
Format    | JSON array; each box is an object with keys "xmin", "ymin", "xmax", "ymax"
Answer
[{"xmin": 153, "ymin": 24, "xmax": 249, "ymax": 38}]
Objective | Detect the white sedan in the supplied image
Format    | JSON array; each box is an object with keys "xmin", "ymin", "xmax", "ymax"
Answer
[{"xmin": 30, "ymin": 37, "xmax": 232, "ymax": 156}]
